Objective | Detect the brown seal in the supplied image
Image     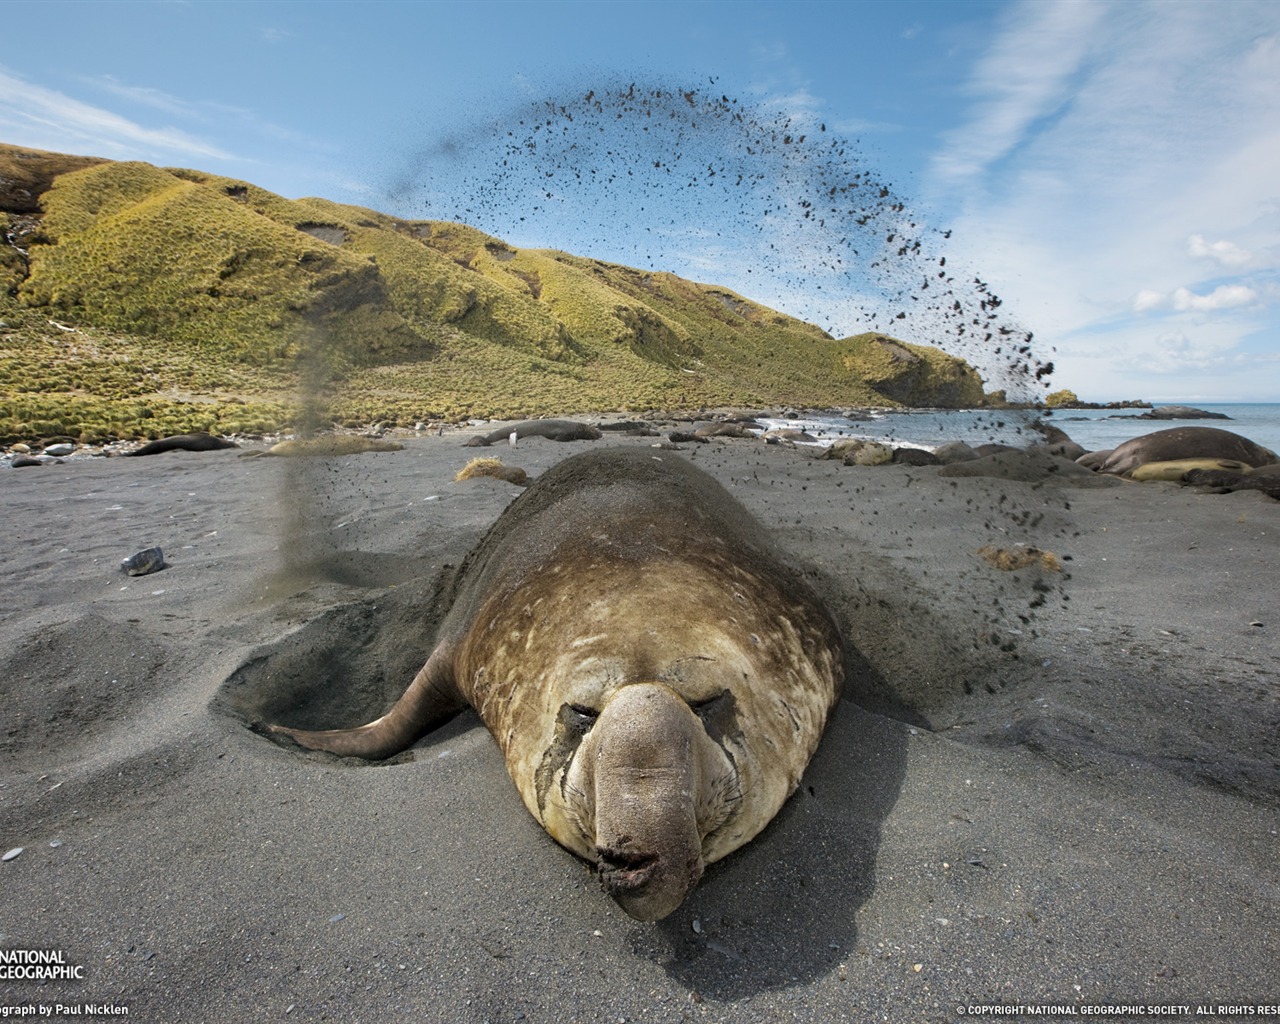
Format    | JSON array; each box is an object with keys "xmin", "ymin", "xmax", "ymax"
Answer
[
  {"xmin": 268, "ymin": 448, "xmax": 844, "ymax": 921},
  {"xmin": 462, "ymin": 419, "xmax": 602, "ymax": 447},
  {"xmin": 1098, "ymin": 427, "xmax": 1277, "ymax": 476},
  {"xmin": 125, "ymin": 432, "xmax": 237, "ymax": 456},
  {"xmin": 454, "ymin": 457, "xmax": 529, "ymax": 486},
  {"xmin": 244, "ymin": 436, "xmax": 403, "ymax": 457},
  {"xmin": 1129, "ymin": 458, "xmax": 1251, "ymax": 482}
]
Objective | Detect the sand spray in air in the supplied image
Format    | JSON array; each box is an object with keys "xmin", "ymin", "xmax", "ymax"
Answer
[{"xmin": 389, "ymin": 79, "xmax": 1052, "ymax": 406}]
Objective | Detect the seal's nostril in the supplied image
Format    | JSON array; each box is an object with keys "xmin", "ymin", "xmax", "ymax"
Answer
[
  {"xmin": 596, "ymin": 846, "xmax": 656, "ymax": 870},
  {"xmin": 595, "ymin": 846, "xmax": 659, "ymax": 894}
]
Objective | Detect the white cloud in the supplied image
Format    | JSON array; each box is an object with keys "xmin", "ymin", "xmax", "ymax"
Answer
[
  {"xmin": 1187, "ymin": 234, "xmax": 1254, "ymax": 268},
  {"xmin": 0, "ymin": 66, "xmax": 234, "ymax": 161},
  {"xmin": 1135, "ymin": 283, "xmax": 1261, "ymax": 313},
  {"xmin": 1172, "ymin": 284, "xmax": 1258, "ymax": 312},
  {"xmin": 1133, "ymin": 289, "xmax": 1166, "ymax": 313}
]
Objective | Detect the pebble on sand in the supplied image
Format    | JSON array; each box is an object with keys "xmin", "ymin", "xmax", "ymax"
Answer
[{"xmin": 122, "ymin": 547, "xmax": 167, "ymax": 576}]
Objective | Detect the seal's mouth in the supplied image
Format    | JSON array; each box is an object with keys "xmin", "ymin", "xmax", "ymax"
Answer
[{"xmin": 596, "ymin": 847, "xmax": 659, "ymax": 893}]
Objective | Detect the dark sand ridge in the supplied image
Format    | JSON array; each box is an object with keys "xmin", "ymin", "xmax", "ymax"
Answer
[{"xmin": 1, "ymin": 430, "xmax": 1276, "ymax": 1022}]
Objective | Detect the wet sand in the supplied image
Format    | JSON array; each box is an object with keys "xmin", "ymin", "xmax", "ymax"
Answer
[{"xmin": 2, "ymin": 429, "xmax": 1277, "ymax": 1022}]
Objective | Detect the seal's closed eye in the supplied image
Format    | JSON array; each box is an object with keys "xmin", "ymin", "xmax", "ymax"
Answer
[
  {"xmin": 689, "ymin": 689, "xmax": 740, "ymax": 748},
  {"xmin": 566, "ymin": 704, "xmax": 600, "ymax": 727}
]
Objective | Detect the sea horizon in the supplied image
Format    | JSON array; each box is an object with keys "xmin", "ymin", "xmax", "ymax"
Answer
[{"xmin": 757, "ymin": 402, "xmax": 1280, "ymax": 455}]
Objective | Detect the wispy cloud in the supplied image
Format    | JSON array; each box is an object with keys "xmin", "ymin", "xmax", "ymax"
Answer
[
  {"xmin": 78, "ymin": 72, "xmax": 323, "ymax": 152},
  {"xmin": 925, "ymin": 0, "xmax": 1280, "ymax": 400},
  {"xmin": 929, "ymin": 0, "xmax": 1107, "ymax": 185},
  {"xmin": 750, "ymin": 40, "xmax": 790, "ymax": 64},
  {"xmin": 833, "ymin": 116, "xmax": 903, "ymax": 136},
  {"xmin": 1188, "ymin": 234, "xmax": 1254, "ymax": 269},
  {"xmin": 0, "ymin": 66, "xmax": 234, "ymax": 161},
  {"xmin": 1113, "ymin": 326, "xmax": 1280, "ymax": 377},
  {"xmin": 87, "ymin": 75, "xmax": 200, "ymax": 118}
]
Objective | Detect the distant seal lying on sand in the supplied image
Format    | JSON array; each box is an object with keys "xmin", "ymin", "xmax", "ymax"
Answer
[
  {"xmin": 125, "ymin": 432, "xmax": 237, "ymax": 456},
  {"xmin": 240, "ymin": 437, "xmax": 404, "ymax": 457},
  {"xmin": 1184, "ymin": 464, "xmax": 1280, "ymax": 500},
  {"xmin": 463, "ymin": 419, "xmax": 602, "ymax": 447},
  {"xmin": 268, "ymin": 448, "xmax": 844, "ymax": 921},
  {"xmin": 1075, "ymin": 449, "xmax": 1113, "ymax": 471},
  {"xmin": 1129, "ymin": 458, "xmax": 1251, "ymax": 482},
  {"xmin": 1097, "ymin": 427, "xmax": 1277, "ymax": 477},
  {"xmin": 454, "ymin": 457, "xmax": 529, "ymax": 487}
]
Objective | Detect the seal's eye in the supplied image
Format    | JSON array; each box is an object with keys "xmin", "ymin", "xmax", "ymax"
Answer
[
  {"xmin": 689, "ymin": 689, "xmax": 739, "ymax": 746},
  {"xmin": 535, "ymin": 703, "xmax": 601, "ymax": 813},
  {"xmin": 565, "ymin": 704, "xmax": 600, "ymax": 730},
  {"xmin": 689, "ymin": 692, "xmax": 727, "ymax": 717}
]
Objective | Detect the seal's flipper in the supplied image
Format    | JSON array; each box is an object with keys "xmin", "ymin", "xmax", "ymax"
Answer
[{"xmin": 267, "ymin": 645, "xmax": 462, "ymax": 760}]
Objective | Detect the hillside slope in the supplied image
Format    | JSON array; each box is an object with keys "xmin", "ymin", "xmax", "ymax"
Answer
[{"xmin": 1, "ymin": 144, "xmax": 988, "ymax": 441}]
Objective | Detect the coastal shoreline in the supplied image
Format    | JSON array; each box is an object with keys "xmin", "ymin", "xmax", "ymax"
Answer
[{"xmin": 8, "ymin": 399, "xmax": 1279, "ymax": 468}]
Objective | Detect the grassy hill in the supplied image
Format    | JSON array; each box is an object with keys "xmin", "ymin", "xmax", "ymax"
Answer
[{"xmin": 0, "ymin": 144, "xmax": 987, "ymax": 443}]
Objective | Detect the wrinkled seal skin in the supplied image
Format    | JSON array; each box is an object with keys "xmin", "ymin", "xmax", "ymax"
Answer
[
  {"xmin": 1098, "ymin": 427, "xmax": 1277, "ymax": 477},
  {"xmin": 269, "ymin": 448, "xmax": 844, "ymax": 921}
]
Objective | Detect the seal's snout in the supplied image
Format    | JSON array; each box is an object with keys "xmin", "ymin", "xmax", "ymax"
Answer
[{"xmin": 585, "ymin": 682, "xmax": 718, "ymax": 921}]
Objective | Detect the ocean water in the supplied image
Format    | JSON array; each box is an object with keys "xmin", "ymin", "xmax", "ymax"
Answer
[
  {"xmin": 1042, "ymin": 404, "xmax": 1280, "ymax": 455},
  {"xmin": 757, "ymin": 404, "xmax": 1280, "ymax": 455}
]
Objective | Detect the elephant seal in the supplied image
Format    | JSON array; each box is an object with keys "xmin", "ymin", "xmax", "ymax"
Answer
[
  {"xmin": 454, "ymin": 457, "xmax": 529, "ymax": 487},
  {"xmin": 463, "ymin": 419, "xmax": 602, "ymax": 447},
  {"xmin": 891, "ymin": 447, "xmax": 940, "ymax": 467},
  {"xmin": 244, "ymin": 436, "xmax": 403, "ymax": 457},
  {"xmin": 268, "ymin": 448, "xmax": 844, "ymax": 921},
  {"xmin": 693, "ymin": 421, "xmax": 755, "ymax": 439},
  {"xmin": 760, "ymin": 428, "xmax": 817, "ymax": 443},
  {"xmin": 1098, "ymin": 427, "xmax": 1277, "ymax": 477},
  {"xmin": 1184, "ymin": 466, "xmax": 1280, "ymax": 500},
  {"xmin": 125, "ymin": 432, "xmax": 237, "ymax": 456},
  {"xmin": 1129, "ymin": 458, "xmax": 1251, "ymax": 482},
  {"xmin": 1075, "ymin": 449, "xmax": 1113, "ymax": 471}
]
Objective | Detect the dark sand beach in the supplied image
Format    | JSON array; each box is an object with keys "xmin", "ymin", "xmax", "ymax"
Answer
[{"xmin": 2, "ymin": 428, "xmax": 1277, "ymax": 1022}]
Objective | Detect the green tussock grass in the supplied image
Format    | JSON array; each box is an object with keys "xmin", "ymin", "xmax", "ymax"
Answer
[
  {"xmin": 835, "ymin": 333, "xmax": 987, "ymax": 408},
  {"xmin": 0, "ymin": 143, "xmax": 991, "ymax": 443}
]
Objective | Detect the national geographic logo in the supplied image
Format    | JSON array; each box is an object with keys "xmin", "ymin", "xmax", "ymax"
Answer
[{"xmin": 0, "ymin": 950, "xmax": 84, "ymax": 982}]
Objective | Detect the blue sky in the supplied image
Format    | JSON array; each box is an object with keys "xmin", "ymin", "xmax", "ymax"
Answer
[{"xmin": 1, "ymin": 0, "xmax": 1277, "ymax": 402}]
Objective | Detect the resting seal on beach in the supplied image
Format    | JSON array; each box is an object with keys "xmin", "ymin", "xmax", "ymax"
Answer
[
  {"xmin": 463, "ymin": 419, "xmax": 602, "ymax": 447},
  {"xmin": 125, "ymin": 432, "xmax": 237, "ymax": 456},
  {"xmin": 1097, "ymin": 427, "xmax": 1277, "ymax": 477},
  {"xmin": 243, "ymin": 436, "xmax": 404, "ymax": 457},
  {"xmin": 268, "ymin": 448, "xmax": 845, "ymax": 921},
  {"xmin": 1129, "ymin": 458, "xmax": 1251, "ymax": 482}
]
